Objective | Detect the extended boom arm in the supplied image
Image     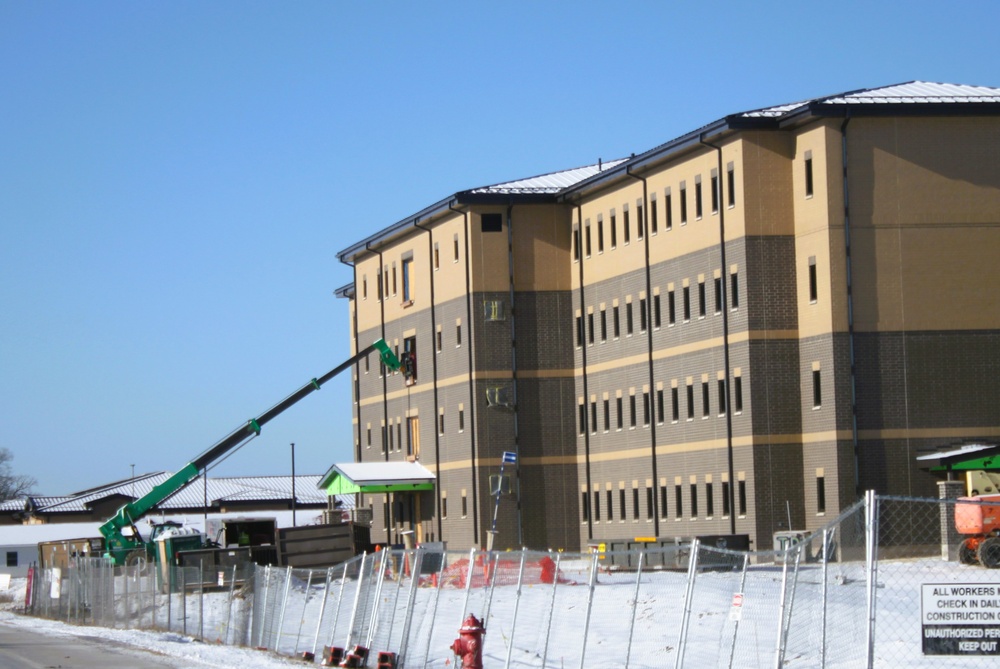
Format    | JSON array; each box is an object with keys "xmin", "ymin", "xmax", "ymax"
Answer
[{"xmin": 99, "ymin": 339, "xmax": 402, "ymax": 564}]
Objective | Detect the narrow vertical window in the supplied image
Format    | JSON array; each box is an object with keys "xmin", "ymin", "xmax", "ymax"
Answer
[
  {"xmin": 805, "ymin": 150, "xmax": 814, "ymax": 198},
  {"xmin": 727, "ymin": 162, "xmax": 736, "ymax": 208},
  {"xmin": 683, "ymin": 286, "xmax": 691, "ymax": 321},
  {"xmin": 675, "ymin": 483, "xmax": 683, "ymax": 518},
  {"xmin": 401, "ymin": 257, "xmax": 412, "ymax": 302},
  {"xmin": 671, "ymin": 387, "xmax": 680, "ymax": 422},
  {"xmin": 702, "ymin": 381, "xmax": 710, "ymax": 417},
  {"xmin": 698, "ymin": 281, "xmax": 706, "ymax": 318},
  {"xmin": 377, "ymin": 272, "xmax": 383, "ymax": 300},
  {"xmin": 656, "ymin": 388, "xmax": 664, "ymax": 424},
  {"xmin": 650, "ymin": 198, "xmax": 658, "ymax": 234},
  {"xmin": 734, "ymin": 375, "xmax": 743, "ymax": 413},
  {"xmin": 573, "ymin": 227, "xmax": 580, "ymax": 261},
  {"xmin": 391, "ymin": 263, "xmax": 397, "ymax": 295},
  {"xmin": 668, "ymin": 290, "xmax": 676, "ymax": 325},
  {"xmin": 607, "ymin": 489, "xmax": 614, "ymax": 521},
  {"xmin": 616, "ymin": 396, "xmax": 624, "ymax": 430},
  {"xmin": 458, "ymin": 407, "xmax": 465, "ymax": 431},
  {"xmin": 636, "ymin": 202, "xmax": 644, "ymax": 240},
  {"xmin": 706, "ymin": 482, "xmax": 715, "ymax": 517},
  {"xmin": 461, "ymin": 492, "xmax": 468, "ymax": 518},
  {"xmin": 623, "ymin": 208, "xmax": 631, "ymax": 244},
  {"xmin": 695, "ymin": 177, "xmax": 703, "ymax": 219},
  {"xmin": 639, "ymin": 297, "xmax": 647, "ymax": 332},
  {"xmin": 711, "ymin": 170, "xmax": 719, "ymax": 214},
  {"xmin": 598, "ymin": 218, "xmax": 605, "ymax": 253},
  {"xmin": 578, "ymin": 403, "xmax": 587, "ymax": 436},
  {"xmin": 454, "ymin": 234, "xmax": 460, "ymax": 262},
  {"xmin": 646, "ymin": 486, "xmax": 654, "ymax": 520},
  {"xmin": 456, "ymin": 323, "xmax": 462, "ymax": 347},
  {"xmin": 660, "ymin": 485, "xmax": 669, "ymax": 519},
  {"xmin": 600, "ymin": 308, "xmax": 607, "ymax": 342},
  {"xmin": 587, "ymin": 312, "xmax": 595, "ymax": 345},
  {"xmin": 686, "ymin": 382, "xmax": 694, "ymax": 420},
  {"xmin": 603, "ymin": 398, "xmax": 610, "ymax": 432},
  {"xmin": 817, "ymin": 474, "xmax": 827, "ymax": 514},
  {"xmin": 576, "ymin": 315, "xmax": 583, "ymax": 348},
  {"xmin": 434, "ymin": 243, "xmax": 440, "ymax": 270},
  {"xmin": 610, "ymin": 213, "xmax": 617, "ymax": 248},
  {"xmin": 593, "ymin": 490, "xmax": 601, "ymax": 521},
  {"xmin": 722, "ymin": 481, "xmax": 731, "ymax": 517},
  {"xmin": 620, "ymin": 489, "xmax": 627, "ymax": 521},
  {"xmin": 642, "ymin": 391, "xmax": 650, "ymax": 426},
  {"xmin": 690, "ymin": 483, "xmax": 699, "ymax": 517},
  {"xmin": 633, "ymin": 487, "xmax": 640, "ymax": 520},
  {"xmin": 581, "ymin": 491, "xmax": 589, "ymax": 522},
  {"xmin": 613, "ymin": 305, "xmax": 621, "ymax": 339},
  {"xmin": 665, "ymin": 189, "xmax": 673, "ymax": 230},
  {"xmin": 809, "ymin": 257, "xmax": 818, "ymax": 303},
  {"xmin": 626, "ymin": 302, "xmax": 634, "ymax": 335},
  {"xmin": 590, "ymin": 399, "xmax": 598, "ymax": 434},
  {"xmin": 813, "ymin": 369, "xmax": 822, "ymax": 408},
  {"xmin": 731, "ymin": 271, "xmax": 740, "ymax": 309},
  {"xmin": 718, "ymin": 379, "xmax": 727, "ymax": 416},
  {"xmin": 436, "ymin": 329, "xmax": 443, "ymax": 353},
  {"xmin": 629, "ymin": 394, "xmax": 637, "ymax": 428},
  {"xmin": 738, "ymin": 480, "xmax": 747, "ymax": 516},
  {"xmin": 585, "ymin": 222, "xmax": 592, "ymax": 257},
  {"xmin": 366, "ymin": 425, "xmax": 372, "ymax": 447},
  {"xmin": 653, "ymin": 294, "xmax": 661, "ymax": 328},
  {"xmin": 362, "ymin": 275, "xmax": 368, "ymax": 299},
  {"xmin": 679, "ymin": 183, "xmax": 688, "ymax": 224},
  {"xmin": 714, "ymin": 277, "xmax": 723, "ymax": 314}
]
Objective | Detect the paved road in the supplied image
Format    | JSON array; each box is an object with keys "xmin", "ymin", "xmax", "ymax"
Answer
[{"xmin": 0, "ymin": 623, "xmax": 182, "ymax": 668}]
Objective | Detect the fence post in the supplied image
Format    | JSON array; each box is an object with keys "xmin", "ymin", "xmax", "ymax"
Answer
[
  {"xmin": 674, "ymin": 539, "xmax": 700, "ymax": 669},
  {"xmin": 311, "ymin": 566, "xmax": 335, "ymax": 657},
  {"xmin": 275, "ymin": 566, "xmax": 293, "ymax": 652},
  {"xmin": 540, "ymin": 551, "xmax": 562, "ymax": 669},
  {"xmin": 397, "ymin": 549, "xmax": 424, "ymax": 666},
  {"xmin": 820, "ymin": 528, "xmax": 831, "ymax": 668},
  {"xmin": 364, "ymin": 549, "xmax": 391, "ymax": 651},
  {"xmin": 292, "ymin": 568, "xmax": 315, "ymax": 655},
  {"xmin": 420, "ymin": 549, "xmax": 450, "ymax": 667},
  {"xmin": 773, "ymin": 544, "xmax": 802, "ymax": 668},
  {"xmin": 224, "ymin": 564, "xmax": 238, "ymax": 645},
  {"xmin": 624, "ymin": 549, "xmax": 645, "ymax": 669},
  {"xmin": 503, "ymin": 548, "xmax": 528, "ymax": 669},
  {"xmin": 181, "ymin": 566, "xmax": 187, "ymax": 637},
  {"xmin": 459, "ymin": 547, "xmax": 477, "ymax": 626},
  {"xmin": 199, "ymin": 563, "xmax": 205, "ymax": 641},
  {"xmin": 578, "ymin": 550, "xmax": 600, "ymax": 669},
  {"xmin": 864, "ymin": 490, "xmax": 879, "ymax": 669},
  {"xmin": 257, "ymin": 565, "xmax": 271, "ymax": 648},
  {"xmin": 344, "ymin": 553, "xmax": 369, "ymax": 649},
  {"xmin": 725, "ymin": 554, "xmax": 750, "ymax": 669}
]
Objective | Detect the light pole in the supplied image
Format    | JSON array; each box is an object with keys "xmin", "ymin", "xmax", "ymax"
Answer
[{"xmin": 290, "ymin": 442, "xmax": 296, "ymax": 527}]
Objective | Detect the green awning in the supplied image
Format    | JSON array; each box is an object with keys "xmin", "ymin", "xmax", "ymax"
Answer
[{"xmin": 318, "ymin": 461, "xmax": 436, "ymax": 495}]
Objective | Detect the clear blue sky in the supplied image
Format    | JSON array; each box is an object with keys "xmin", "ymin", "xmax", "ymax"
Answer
[{"xmin": 2, "ymin": 1, "xmax": 998, "ymax": 496}]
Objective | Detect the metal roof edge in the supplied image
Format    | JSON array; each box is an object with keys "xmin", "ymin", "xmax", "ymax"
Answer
[{"xmin": 336, "ymin": 195, "xmax": 461, "ymax": 265}]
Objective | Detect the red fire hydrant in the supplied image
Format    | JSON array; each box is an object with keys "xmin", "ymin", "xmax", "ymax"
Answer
[{"xmin": 450, "ymin": 613, "xmax": 485, "ymax": 669}]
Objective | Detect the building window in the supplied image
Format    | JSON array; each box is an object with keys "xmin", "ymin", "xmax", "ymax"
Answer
[
  {"xmin": 581, "ymin": 490, "xmax": 590, "ymax": 522},
  {"xmin": 388, "ymin": 422, "xmax": 394, "ymax": 451},
  {"xmin": 590, "ymin": 400, "xmax": 598, "ymax": 435},
  {"xmin": 722, "ymin": 480, "xmax": 731, "ymax": 517},
  {"xmin": 642, "ymin": 391, "xmax": 650, "ymax": 427},
  {"xmin": 462, "ymin": 491, "xmax": 468, "ymax": 518},
  {"xmin": 817, "ymin": 474, "xmax": 827, "ymax": 514},
  {"xmin": 734, "ymin": 375, "xmax": 743, "ymax": 413},
  {"xmin": 578, "ymin": 403, "xmax": 586, "ymax": 436},
  {"xmin": 805, "ymin": 151, "xmax": 814, "ymax": 198},
  {"xmin": 711, "ymin": 171, "xmax": 719, "ymax": 214},
  {"xmin": 629, "ymin": 394, "xmax": 637, "ymax": 428},
  {"xmin": 698, "ymin": 281, "xmax": 706, "ymax": 318},
  {"xmin": 459, "ymin": 407, "xmax": 465, "ymax": 432},
  {"xmin": 366, "ymin": 425, "xmax": 372, "ymax": 447},
  {"xmin": 714, "ymin": 277, "xmax": 723, "ymax": 314},
  {"xmin": 406, "ymin": 416, "xmax": 420, "ymax": 458},
  {"xmin": 607, "ymin": 489, "xmax": 614, "ymax": 521},
  {"xmin": 727, "ymin": 162, "xmax": 736, "ymax": 208},
  {"xmin": 613, "ymin": 305, "xmax": 621, "ymax": 339},
  {"xmin": 679, "ymin": 184, "xmax": 688, "ymax": 225},
  {"xmin": 587, "ymin": 312, "xmax": 595, "ymax": 345},
  {"xmin": 675, "ymin": 483, "xmax": 683, "ymax": 518},
  {"xmin": 620, "ymin": 489, "xmax": 627, "ymax": 521},
  {"xmin": 646, "ymin": 486, "xmax": 654, "ymax": 519},
  {"xmin": 434, "ymin": 243, "xmax": 440, "ymax": 270},
  {"xmin": 672, "ymin": 387, "xmax": 680, "ymax": 422},
  {"xmin": 391, "ymin": 263, "xmax": 397, "ymax": 295},
  {"xmin": 706, "ymin": 482, "xmax": 715, "ymax": 517},
  {"xmin": 442, "ymin": 495, "xmax": 448, "ymax": 519},
  {"xmin": 593, "ymin": 491, "xmax": 601, "ymax": 521},
  {"xmin": 623, "ymin": 208, "xmax": 631, "ymax": 244},
  {"xmin": 481, "ymin": 212, "xmax": 502, "ymax": 232},
  {"xmin": 403, "ymin": 335, "xmax": 417, "ymax": 382},
  {"xmin": 598, "ymin": 218, "xmax": 605, "ymax": 253},
  {"xmin": 738, "ymin": 479, "xmax": 747, "ymax": 516},
  {"xmin": 377, "ymin": 272, "xmax": 383, "ymax": 301},
  {"xmin": 636, "ymin": 203, "xmax": 644, "ymax": 240},
  {"xmin": 600, "ymin": 308, "xmax": 607, "ymax": 342},
  {"xmin": 576, "ymin": 315, "xmax": 583, "ymax": 348},
  {"xmin": 653, "ymin": 294, "xmax": 661, "ymax": 329},
  {"xmin": 809, "ymin": 257, "xmax": 818, "ymax": 303},
  {"xmin": 401, "ymin": 257, "xmax": 412, "ymax": 302},
  {"xmin": 436, "ymin": 329, "xmax": 443, "ymax": 353},
  {"xmin": 454, "ymin": 234, "xmax": 460, "ymax": 262},
  {"xmin": 813, "ymin": 369, "xmax": 822, "ymax": 408},
  {"xmin": 650, "ymin": 198, "xmax": 658, "ymax": 234},
  {"xmin": 660, "ymin": 486, "xmax": 669, "ymax": 519},
  {"xmin": 686, "ymin": 382, "xmax": 694, "ymax": 420},
  {"xmin": 616, "ymin": 396, "xmax": 624, "ymax": 430},
  {"xmin": 665, "ymin": 189, "xmax": 673, "ymax": 230},
  {"xmin": 668, "ymin": 290, "xmax": 676, "ymax": 326},
  {"xmin": 690, "ymin": 483, "xmax": 699, "ymax": 517},
  {"xmin": 639, "ymin": 297, "xmax": 647, "ymax": 332},
  {"xmin": 603, "ymin": 398, "xmax": 610, "ymax": 432},
  {"xmin": 656, "ymin": 388, "xmax": 665, "ymax": 424},
  {"xmin": 456, "ymin": 323, "xmax": 462, "ymax": 347},
  {"xmin": 438, "ymin": 411, "xmax": 445, "ymax": 436},
  {"xmin": 730, "ymin": 271, "xmax": 739, "ymax": 309},
  {"xmin": 683, "ymin": 286, "xmax": 691, "ymax": 322},
  {"xmin": 695, "ymin": 177, "xmax": 703, "ymax": 219},
  {"xmin": 626, "ymin": 302, "xmax": 634, "ymax": 336},
  {"xmin": 573, "ymin": 227, "xmax": 580, "ymax": 261},
  {"xmin": 702, "ymin": 381, "xmax": 710, "ymax": 418},
  {"xmin": 718, "ymin": 379, "xmax": 727, "ymax": 416},
  {"xmin": 362, "ymin": 275, "xmax": 368, "ymax": 300},
  {"xmin": 633, "ymin": 487, "xmax": 640, "ymax": 520},
  {"xmin": 585, "ymin": 222, "xmax": 592, "ymax": 257},
  {"xmin": 610, "ymin": 213, "xmax": 617, "ymax": 248}
]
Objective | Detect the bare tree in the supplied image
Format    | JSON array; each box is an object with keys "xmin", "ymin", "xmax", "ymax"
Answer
[{"xmin": 0, "ymin": 448, "xmax": 37, "ymax": 501}]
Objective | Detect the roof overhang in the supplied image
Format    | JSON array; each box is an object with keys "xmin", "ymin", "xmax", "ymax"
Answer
[
  {"xmin": 916, "ymin": 443, "xmax": 1000, "ymax": 472},
  {"xmin": 319, "ymin": 462, "xmax": 436, "ymax": 494}
]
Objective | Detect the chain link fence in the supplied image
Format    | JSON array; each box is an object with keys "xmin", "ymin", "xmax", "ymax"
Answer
[{"xmin": 21, "ymin": 492, "xmax": 1000, "ymax": 667}]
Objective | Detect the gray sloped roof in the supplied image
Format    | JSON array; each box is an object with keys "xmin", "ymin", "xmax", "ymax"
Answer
[
  {"xmin": 465, "ymin": 159, "xmax": 629, "ymax": 195},
  {"xmin": 740, "ymin": 81, "xmax": 1000, "ymax": 119}
]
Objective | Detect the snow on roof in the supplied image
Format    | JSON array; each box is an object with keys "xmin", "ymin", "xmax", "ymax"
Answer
[
  {"xmin": 465, "ymin": 159, "xmax": 629, "ymax": 195},
  {"xmin": 323, "ymin": 461, "xmax": 435, "ymax": 486}
]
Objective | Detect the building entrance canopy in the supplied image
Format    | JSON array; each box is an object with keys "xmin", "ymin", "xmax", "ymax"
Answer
[{"xmin": 319, "ymin": 461, "xmax": 435, "ymax": 495}]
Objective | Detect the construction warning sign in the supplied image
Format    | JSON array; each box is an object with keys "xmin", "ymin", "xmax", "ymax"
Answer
[{"xmin": 922, "ymin": 583, "xmax": 1000, "ymax": 655}]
